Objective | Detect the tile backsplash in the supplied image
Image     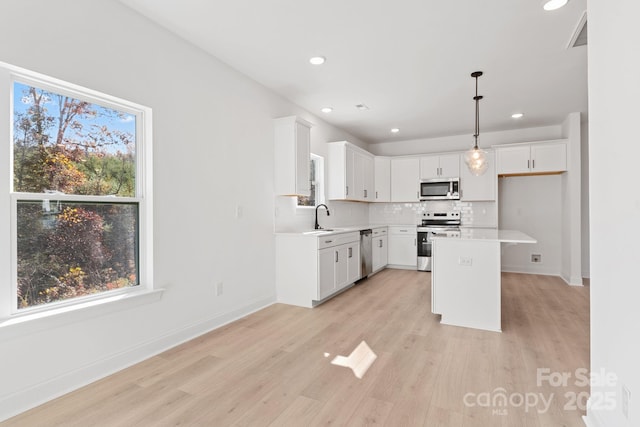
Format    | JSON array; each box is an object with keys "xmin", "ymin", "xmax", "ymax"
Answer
[
  {"xmin": 275, "ymin": 196, "xmax": 497, "ymax": 232},
  {"xmin": 369, "ymin": 200, "xmax": 497, "ymax": 228}
]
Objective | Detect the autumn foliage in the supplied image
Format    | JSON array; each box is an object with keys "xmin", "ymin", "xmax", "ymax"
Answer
[{"xmin": 14, "ymin": 83, "xmax": 138, "ymax": 309}]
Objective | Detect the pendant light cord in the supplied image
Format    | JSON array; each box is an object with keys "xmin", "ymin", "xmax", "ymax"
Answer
[{"xmin": 472, "ymin": 71, "xmax": 483, "ymax": 150}]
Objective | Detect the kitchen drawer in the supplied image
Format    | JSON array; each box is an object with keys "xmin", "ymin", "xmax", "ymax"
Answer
[
  {"xmin": 388, "ymin": 226, "xmax": 416, "ymax": 236},
  {"xmin": 372, "ymin": 227, "xmax": 388, "ymax": 236},
  {"xmin": 317, "ymin": 232, "xmax": 360, "ymax": 249}
]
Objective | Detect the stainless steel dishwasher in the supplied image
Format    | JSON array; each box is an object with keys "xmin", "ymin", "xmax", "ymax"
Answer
[{"xmin": 360, "ymin": 229, "xmax": 373, "ymax": 279}]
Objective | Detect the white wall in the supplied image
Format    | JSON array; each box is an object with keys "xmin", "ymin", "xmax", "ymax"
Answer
[
  {"xmin": 498, "ymin": 175, "xmax": 562, "ymax": 275},
  {"xmin": 0, "ymin": 0, "xmax": 359, "ymax": 420},
  {"xmin": 587, "ymin": 1, "xmax": 640, "ymax": 426},
  {"xmin": 560, "ymin": 112, "xmax": 583, "ymax": 285},
  {"xmin": 580, "ymin": 119, "xmax": 590, "ymax": 278},
  {"xmin": 369, "ymin": 125, "xmax": 563, "ymax": 156}
]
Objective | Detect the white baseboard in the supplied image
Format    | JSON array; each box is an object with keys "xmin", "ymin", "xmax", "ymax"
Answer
[
  {"xmin": 583, "ymin": 407, "xmax": 606, "ymax": 427},
  {"xmin": 561, "ymin": 272, "xmax": 585, "ymax": 286},
  {"xmin": 386, "ymin": 265, "xmax": 419, "ymax": 271},
  {"xmin": 0, "ymin": 295, "xmax": 276, "ymax": 422}
]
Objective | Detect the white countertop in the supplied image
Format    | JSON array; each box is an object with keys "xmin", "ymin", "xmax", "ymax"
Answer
[
  {"xmin": 431, "ymin": 228, "xmax": 536, "ymax": 244},
  {"xmin": 274, "ymin": 224, "xmax": 399, "ymax": 237}
]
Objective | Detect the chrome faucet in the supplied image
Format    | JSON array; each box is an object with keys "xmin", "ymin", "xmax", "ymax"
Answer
[{"xmin": 315, "ymin": 204, "xmax": 330, "ymax": 230}]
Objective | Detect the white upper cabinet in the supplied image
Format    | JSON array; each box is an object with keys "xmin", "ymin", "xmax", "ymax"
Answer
[
  {"xmin": 274, "ymin": 116, "xmax": 312, "ymax": 196},
  {"xmin": 363, "ymin": 154, "xmax": 374, "ymax": 201},
  {"xmin": 495, "ymin": 140, "xmax": 567, "ymax": 175},
  {"xmin": 460, "ymin": 150, "xmax": 496, "ymax": 201},
  {"xmin": 530, "ymin": 143, "xmax": 567, "ymax": 173},
  {"xmin": 419, "ymin": 153, "xmax": 460, "ymax": 180},
  {"xmin": 374, "ymin": 157, "xmax": 391, "ymax": 202},
  {"xmin": 391, "ymin": 157, "xmax": 420, "ymax": 202},
  {"xmin": 328, "ymin": 141, "xmax": 374, "ymax": 201}
]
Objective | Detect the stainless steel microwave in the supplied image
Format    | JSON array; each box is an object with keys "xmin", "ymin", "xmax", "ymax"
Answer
[{"xmin": 419, "ymin": 178, "xmax": 460, "ymax": 201}]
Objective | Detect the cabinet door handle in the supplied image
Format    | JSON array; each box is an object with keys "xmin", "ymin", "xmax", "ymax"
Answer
[
  {"xmin": 414, "ymin": 238, "xmax": 417, "ymax": 246},
  {"xmin": 348, "ymin": 247, "xmax": 352, "ymax": 258},
  {"xmin": 400, "ymin": 229, "xmax": 408, "ymax": 232},
  {"xmin": 532, "ymin": 159, "xmax": 535, "ymax": 169},
  {"xmin": 375, "ymin": 191, "xmax": 378, "ymax": 199},
  {"xmin": 364, "ymin": 189, "xmax": 367, "ymax": 198},
  {"xmin": 335, "ymin": 251, "xmax": 339, "ymax": 263},
  {"xmin": 346, "ymin": 186, "xmax": 349, "ymax": 196},
  {"xmin": 417, "ymin": 191, "xmax": 420, "ymax": 199},
  {"xmin": 379, "ymin": 239, "xmax": 383, "ymax": 248},
  {"xmin": 527, "ymin": 159, "xmax": 530, "ymax": 169}
]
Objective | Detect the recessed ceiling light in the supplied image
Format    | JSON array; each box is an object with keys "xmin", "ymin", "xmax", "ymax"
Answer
[
  {"xmin": 309, "ymin": 56, "xmax": 326, "ymax": 65},
  {"xmin": 390, "ymin": 128, "xmax": 400, "ymax": 133},
  {"xmin": 355, "ymin": 103, "xmax": 370, "ymax": 110},
  {"xmin": 321, "ymin": 107, "xmax": 333, "ymax": 113},
  {"xmin": 511, "ymin": 113, "xmax": 524, "ymax": 119},
  {"xmin": 542, "ymin": 0, "xmax": 569, "ymax": 11}
]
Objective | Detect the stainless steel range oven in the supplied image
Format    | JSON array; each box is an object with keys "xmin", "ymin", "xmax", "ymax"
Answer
[{"xmin": 417, "ymin": 211, "xmax": 461, "ymax": 271}]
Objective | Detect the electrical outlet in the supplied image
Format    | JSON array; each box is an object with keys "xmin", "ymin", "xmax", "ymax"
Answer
[
  {"xmin": 459, "ymin": 256, "xmax": 473, "ymax": 267},
  {"xmin": 531, "ymin": 254, "xmax": 542, "ymax": 263},
  {"xmin": 622, "ymin": 385, "xmax": 631, "ymax": 419},
  {"xmin": 216, "ymin": 282, "xmax": 223, "ymax": 296}
]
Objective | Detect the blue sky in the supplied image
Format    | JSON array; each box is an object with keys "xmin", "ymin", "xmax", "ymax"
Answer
[{"xmin": 13, "ymin": 81, "xmax": 136, "ymax": 155}]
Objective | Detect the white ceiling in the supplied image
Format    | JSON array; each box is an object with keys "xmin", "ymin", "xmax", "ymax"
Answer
[{"xmin": 118, "ymin": 0, "xmax": 588, "ymax": 144}]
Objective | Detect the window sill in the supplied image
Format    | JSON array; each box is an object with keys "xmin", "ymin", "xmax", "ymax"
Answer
[{"xmin": 0, "ymin": 288, "xmax": 164, "ymax": 341}]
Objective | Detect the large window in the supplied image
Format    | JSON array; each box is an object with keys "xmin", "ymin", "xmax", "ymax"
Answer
[
  {"xmin": 297, "ymin": 154, "xmax": 324, "ymax": 208},
  {"xmin": 2, "ymin": 63, "xmax": 152, "ymax": 316}
]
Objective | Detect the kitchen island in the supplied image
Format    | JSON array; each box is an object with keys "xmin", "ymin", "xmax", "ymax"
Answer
[{"xmin": 431, "ymin": 229, "xmax": 536, "ymax": 332}]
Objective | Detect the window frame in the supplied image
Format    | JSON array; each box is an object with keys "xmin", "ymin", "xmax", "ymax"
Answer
[
  {"xmin": 296, "ymin": 153, "xmax": 325, "ymax": 210},
  {"xmin": 0, "ymin": 61, "xmax": 154, "ymax": 319}
]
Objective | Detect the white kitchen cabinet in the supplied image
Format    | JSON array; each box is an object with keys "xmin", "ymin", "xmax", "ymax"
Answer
[
  {"xmin": 374, "ymin": 157, "xmax": 391, "ymax": 202},
  {"xmin": 387, "ymin": 226, "xmax": 417, "ymax": 268},
  {"xmin": 346, "ymin": 242, "xmax": 361, "ymax": 285},
  {"xmin": 318, "ymin": 237, "xmax": 360, "ymax": 297},
  {"xmin": 495, "ymin": 140, "xmax": 567, "ymax": 175},
  {"xmin": 363, "ymin": 154, "xmax": 374, "ymax": 201},
  {"xmin": 460, "ymin": 150, "xmax": 496, "ymax": 201},
  {"xmin": 274, "ymin": 116, "xmax": 312, "ymax": 196},
  {"xmin": 328, "ymin": 141, "xmax": 374, "ymax": 201},
  {"xmin": 318, "ymin": 247, "xmax": 336, "ymax": 300},
  {"xmin": 391, "ymin": 157, "xmax": 420, "ymax": 202},
  {"xmin": 420, "ymin": 153, "xmax": 460, "ymax": 180},
  {"xmin": 372, "ymin": 227, "xmax": 388, "ymax": 273},
  {"xmin": 276, "ymin": 231, "xmax": 361, "ymax": 307}
]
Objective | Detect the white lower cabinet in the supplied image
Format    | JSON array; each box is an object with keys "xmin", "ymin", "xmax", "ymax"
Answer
[
  {"xmin": 372, "ymin": 227, "xmax": 388, "ymax": 273},
  {"xmin": 276, "ymin": 231, "xmax": 361, "ymax": 307},
  {"xmin": 317, "ymin": 235, "xmax": 360, "ymax": 299},
  {"xmin": 387, "ymin": 226, "xmax": 417, "ymax": 268},
  {"xmin": 346, "ymin": 243, "xmax": 361, "ymax": 285},
  {"xmin": 318, "ymin": 247, "xmax": 337, "ymax": 300}
]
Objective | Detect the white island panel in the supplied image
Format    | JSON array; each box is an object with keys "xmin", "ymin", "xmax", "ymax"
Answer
[
  {"xmin": 433, "ymin": 239, "xmax": 502, "ymax": 332},
  {"xmin": 431, "ymin": 228, "xmax": 536, "ymax": 332}
]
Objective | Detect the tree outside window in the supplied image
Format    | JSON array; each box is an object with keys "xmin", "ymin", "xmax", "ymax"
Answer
[
  {"xmin": 297, "ymin": 154, "xmax": 324, "ymax": 207},
  {"xmin": 11, "ymin": 79, "xmax": 146, "ymax": 311}
]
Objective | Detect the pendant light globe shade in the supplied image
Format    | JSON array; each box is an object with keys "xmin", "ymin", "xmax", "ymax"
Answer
[
  {"xmin": 466, "ymin": 71, "xmax": 488, "ymax": 176},
  {"xmin": 464, "ymin": 145, "xmax": 489, "ymax": 176}
]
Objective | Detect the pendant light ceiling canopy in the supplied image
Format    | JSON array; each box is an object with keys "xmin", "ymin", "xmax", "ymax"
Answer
[{"xmin": 464, "ymin": 71, "xmax": 489, "ymax": 176}]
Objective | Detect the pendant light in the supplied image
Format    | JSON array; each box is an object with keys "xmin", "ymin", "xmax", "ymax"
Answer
[{"xmin": 464, "ymin": 71, "xmax": 488, "ymax": 176}]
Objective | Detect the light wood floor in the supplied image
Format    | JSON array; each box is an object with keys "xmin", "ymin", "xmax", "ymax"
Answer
[{"xmin": 3, "ymin": 270, "xmax": 590, "ymax": 426}]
